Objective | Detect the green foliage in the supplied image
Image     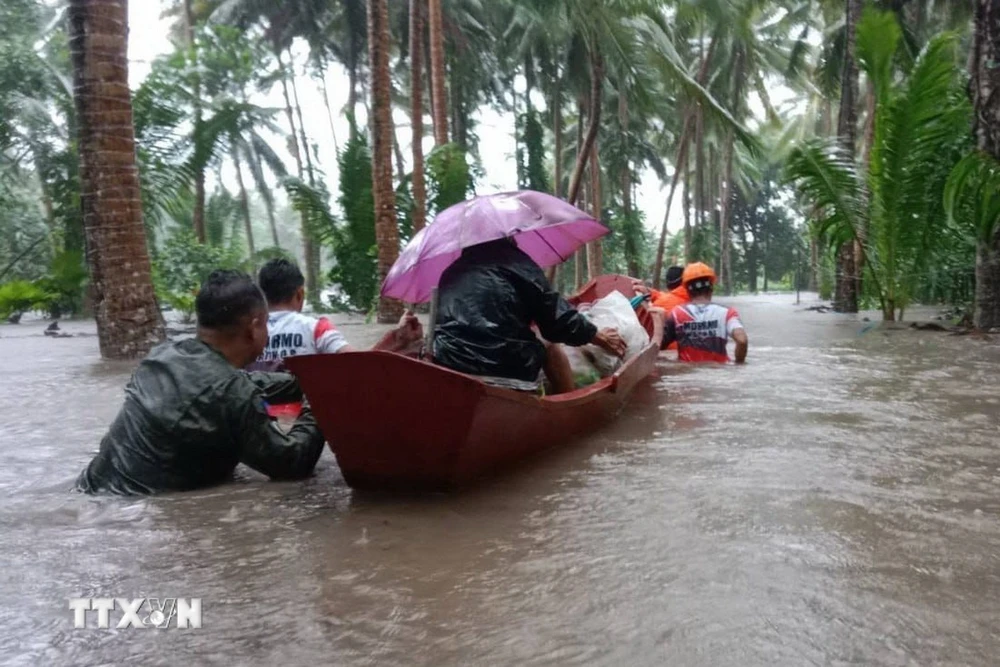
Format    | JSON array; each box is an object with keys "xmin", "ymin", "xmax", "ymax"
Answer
[
  {"xmin": 786, "ymin": 18, "xmax": 972, "ymax": 318},
  {"xmin": 327, "ymin": 131, "xmax": 377, "ymax": 311},
  {"xmin": 163, "ymin": 290, "xmax": 197, "ymax": 323},
  {"xmin": 153, "ymin": 228, "xmax": 244, "ymax": 299},
  {"xmin": 731, "ymin": 172, "xmax": 801, "ymax": 292},
  {"xmin": 0, "ymin": 280, "xmax": 54, "ymax": 319},
  {"xmin": 944, "ymin": 151, "xmax": 1000, "ymax": 245},
  {"xmin": 602, "ymin": 206, "xmax": 651, "ymax": 276},
  {"xmin": 33, "ymin": 251, "xmax": 88, "ymax": 318},
  {"xmin": 516, "ymin": 110, "xmax": 550, "ymax": 193},
  {"xmin": 427, "ymin": 143, "xmax": 474, "ymax": 215}
]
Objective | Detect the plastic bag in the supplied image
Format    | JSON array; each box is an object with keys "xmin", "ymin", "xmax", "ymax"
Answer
[
  {"xmin": 564, "ymin": 346, "xmax": 602, "ymax": 388},
  {"xmin": 579, "ymin": 291, "xmax": 649, "ymax": 376}
]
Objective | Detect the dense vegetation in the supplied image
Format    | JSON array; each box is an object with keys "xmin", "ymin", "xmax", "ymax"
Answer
[{"xmin": 3, "ymin": 0, "xmax": 1000, "ymax": 356}]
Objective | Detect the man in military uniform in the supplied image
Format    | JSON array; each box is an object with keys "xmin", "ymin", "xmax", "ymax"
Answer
[{"xmin": 77, "ymin": 270, "xmax": 330, "ymax": 494}]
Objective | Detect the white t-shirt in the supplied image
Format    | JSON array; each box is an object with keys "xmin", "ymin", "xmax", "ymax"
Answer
[{"xmin": 257, "ymin": 310, "xmax": 349, "ymax": 362}]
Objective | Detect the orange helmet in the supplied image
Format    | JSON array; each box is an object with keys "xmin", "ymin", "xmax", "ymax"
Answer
[{"xmin": 682, "ymin": 262, "xmax": 717, "ymax": 286}]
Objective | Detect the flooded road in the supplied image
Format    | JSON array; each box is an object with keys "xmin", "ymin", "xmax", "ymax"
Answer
[{"xmin": 1, "ymin": 294, "xmax": 999, "ymax": 666}]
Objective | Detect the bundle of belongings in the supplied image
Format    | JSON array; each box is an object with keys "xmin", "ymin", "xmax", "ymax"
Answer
[{"xmin": 564, "ymin": 291, "xmax": 649, "ymax": 388}]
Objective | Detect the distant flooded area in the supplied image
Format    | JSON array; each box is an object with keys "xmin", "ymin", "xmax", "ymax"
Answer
[{"xmin": 1, "ymin": 293, "xmax": 999, "ymax": 666}]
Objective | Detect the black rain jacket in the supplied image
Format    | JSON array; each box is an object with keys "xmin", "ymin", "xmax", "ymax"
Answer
[{"xmin": 432, "ymin": 240, "xmax": 597, "ymax": 382}]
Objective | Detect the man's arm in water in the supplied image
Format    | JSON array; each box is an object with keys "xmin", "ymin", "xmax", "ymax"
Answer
[
  {"xmin": 228, "ymin": 375, "xmax": 326, "ymax": 480},
  {"xmin": 732, "ymin": 328, "xmax": 748, "ymax": 364}
]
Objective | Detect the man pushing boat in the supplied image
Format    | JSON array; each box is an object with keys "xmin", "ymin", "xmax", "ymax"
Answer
[{"xmin": 76, "ymin": 269, "xmax": 421, "ymax": 495}]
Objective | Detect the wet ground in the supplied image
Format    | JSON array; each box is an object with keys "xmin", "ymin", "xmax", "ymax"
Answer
[{"xmin": 1, "ymin": 294, "xmax": 999, "ymax": 666}]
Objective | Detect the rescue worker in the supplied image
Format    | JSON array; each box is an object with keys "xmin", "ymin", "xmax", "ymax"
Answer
[
  {"xmin": 76, "ymin": 270, "xmax": 329, "ymax": 495},
  {"xmin": 650, "ymin": 265, "xmax": 689, "ymax": 311},
  {"xmin": 662, "ymin": 262, "xmax": 748, "ymax": 364},
  {"xmin": 433, "ymin": 237, "xmax": 627, "ymax": 394},
  {"xmin": 255, "ymin": 258, "xmax": 422, "ymax": 364},
  {"xmin": 633, "ymin": 265, "xmax": 689, "ymax": 350}
]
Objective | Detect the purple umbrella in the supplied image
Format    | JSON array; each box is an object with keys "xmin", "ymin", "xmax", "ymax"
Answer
[{"xmin": 381, "ymin": 190, "xmax": 609, "ymax": 303}]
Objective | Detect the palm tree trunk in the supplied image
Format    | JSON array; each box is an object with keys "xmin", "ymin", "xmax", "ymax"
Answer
[
  {"xmin": 652, "ymin": 34, "xmax": 717, "ymax": 286},
  {"xmin": 552, "ymin": 78, "xmax": 563, "ymax": 197},
  {"xmin": 275, "ymin": 49, "xmax": 317, "ymax": 290},
  {"xmin": 972, "ymin": 0, "xmax": 1000, "ymax": 328},
  {"xmin": 68, "ymin": 0, "xmax": 163, "ymax": 359},
  {"xmin": 428, "ymin": 0, "xmax": 449, "ymax": 146},
  {"xmin": 287, "ymin": 51, "xmax": 322, "ymax": 305},
  {"xmin": 719, "ymin": 132, "xmax": 735, "ymax": 294},
  {"xmin": 683, "ymin": 163, "xmax": 692, "ymax": 261},
  {"xmin": 651, "ymin": 123, "xmax": 690, "ymax": 287},
  {"xmin": 392, "ymin": 125, "xmax": 406, "ymax": 184},
  {"xmin": 369, "ymin": 0, "xmax": 404, "ymax": 323},
  {"xmin": 834, "ymin": 0, "xmax": 862, "ymax": 313},
  {"xmin": 318, "ymin": 57, "xmax": 341, "ymax": 154},
  {"xmin": 695, "ymin": 108, "xmax": 706, "ymax": 242},
  {"xmin": 232, "ymin": 147, "xmax": 256, "ymax": 262},
  {"xmin": 182, "ymin": 0, "xmax": 206, "ymax": 243},
  {"xmin": 410, "ymin": 0, "xmax": 427, "ymax": 233},
  {"xmin": 809, "ymin": 236, "xmax": 819, "ymax": 292},
  {"xmin": 587, "ymin": 146, "xmax": 603, "ymax": 280},
  {"xmin": 566, "ymin": 50, "xmax": 603, "ymax": 207}
]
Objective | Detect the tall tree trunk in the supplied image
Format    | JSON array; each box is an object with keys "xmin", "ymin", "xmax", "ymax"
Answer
[
  {"xmin": 972, "ymin": 0, "xmax": 1000, "ymax": 328},
  {"xmin": 287, "ymin": 52, "xmax": 321, "ymax": 305},
  {"xmin": 428, "ymin": 0, "xmax": 449, "ymax": 146},
  {"xmin": 652, "ymin": 34, "xmax": 716, "ymax": 286},
  {"xmin": 619, "ymin": 89, "xmax": 639, "ymax": 277},
  {"xmin": 276, "ymin": 49, "xmax": 317, "ymax": 296},
  {"xmin": 552, "ymin": 78, "xmax": 563, "ymax": 197},
  {"xmin": 694, "ymin": 108, "xmax": 706, "ymax": 243},
  {"xmin": 410, "ymin": 0, "xmax": 427, "ymax": 233},
  {"xmin": 239, "ymin": 85, "xmax": 280, "ymax": 249},
  {"xmin": 232, "ymin": 147, "xmax": 256, "ymax": 262},
  {"xmin": 318, "ymin": 58, "xmax": 341, "ymax": 154},
  {"xmin": 719, "ymin": 132, "xmax": 735, "ymax": 295},
  {"xmin": 651, "ymin": 123, "xmax": 690, "ymax": 287},
  {"xmin": 392, "ymin": 125, "xmax": 406, "ymax": 184},
  {"xmin": 587, "ymin": 146, "xmax": 603, "ymax": 279},
  {"xmin": 450, "ymin": 63, "xmax": 468, "ymax": 150},
  {"xmin": 347, "ymin": 64, "xmax": 359, "ymax": 128},
  {"xmin": 834, "ymin": 0, "xmax": 861, "ymax": 313},
  {"xmin": 68, "ymin": 0, "xmax": 164, "ymax": 359},
  {"xmin": 369, "ymin": 0, "xmax": 404, "ymax": 323},
  {"xmin": 566, "ymin": 50, "xmax": 603, "ymax": 207},
  {"xmin": 183, "ymin": 0, "xmax": 206, "ymax": 243},
  {"xmin": 683, "ymin": 163, "xmax": 692, "ymax": 261},
  {"xmin": 809, "ymin": 236, "xmax": 819, "ymax": 292}
]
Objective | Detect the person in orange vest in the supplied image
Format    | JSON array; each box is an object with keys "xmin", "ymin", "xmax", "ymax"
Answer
[
  {"xmin": 632, "ymin": 265, "xmax": 690, "ymax": 350},
  {"xmin": 662, "ymin": 262, "xmax": 748, "ymax": 363}
]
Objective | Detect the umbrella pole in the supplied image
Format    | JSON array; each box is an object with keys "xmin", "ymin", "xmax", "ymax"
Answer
[{"xmin": 425, "ymin": 287, "xmax": 440, "ymax": 359}]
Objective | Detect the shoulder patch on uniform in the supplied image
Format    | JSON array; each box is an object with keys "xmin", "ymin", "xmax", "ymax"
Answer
[{"xmin": 314, "ymin": 317, "xmax": 335, "ymax": 340}]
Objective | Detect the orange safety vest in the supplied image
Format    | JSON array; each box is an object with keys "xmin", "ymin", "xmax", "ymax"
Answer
[{"xmin": 650, "ymin": 285, "xmax": 689, "ymax": 350}]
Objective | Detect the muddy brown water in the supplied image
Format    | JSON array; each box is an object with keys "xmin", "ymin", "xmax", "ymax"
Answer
[{"xmin": 1, "ymin": 295, "xmax": 999, "ymax": 666}]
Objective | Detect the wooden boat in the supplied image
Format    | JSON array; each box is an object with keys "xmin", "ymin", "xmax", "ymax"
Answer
[{"xmin": 285, "ymin": 274, "xmax": 663, "ymax": 491}]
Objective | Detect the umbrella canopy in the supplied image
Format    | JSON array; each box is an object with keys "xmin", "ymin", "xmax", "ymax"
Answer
[{"xmin": 381, "ymin": 190, "xmax": 608, "ymax": 303}]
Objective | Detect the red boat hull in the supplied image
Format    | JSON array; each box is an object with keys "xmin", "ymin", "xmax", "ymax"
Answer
[{"xmin": 285, "ymin": 275, "xmax": 661, "ymax": 491}]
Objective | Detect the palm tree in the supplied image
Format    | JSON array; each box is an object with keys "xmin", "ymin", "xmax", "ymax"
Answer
[
  {"xmin": 410, "ymin": 0, "xmax": 427, "ymax": 233},
  {"xmin": 67, "ymin": 0, "xmax": 164, "ymax": 358},
  {"xmin": 958, "ymin": 0, "xmax": 1000, "ymax": 328},
  {"xmin": 787, "ymin": 17, "xmax": 970, "ymax": 321},
  {"xmin": 369, "ymin": 0, "xmax": 403, "ymax": 323},
  {"xmin": 428, "ymin": 0, "xmax": 449, "ymax": 146},
  {"xmin": 833, "ymin": 0, "xmax": 862, "ymax": 312}
]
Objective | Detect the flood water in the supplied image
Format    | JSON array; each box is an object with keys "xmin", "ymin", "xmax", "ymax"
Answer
[{"xmin": 1, "ymin": 294, "xmax": 999, "ymax": 666}]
